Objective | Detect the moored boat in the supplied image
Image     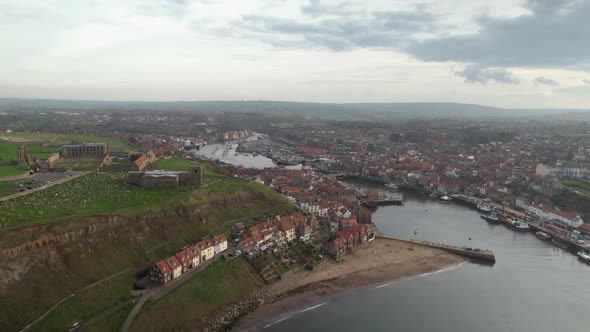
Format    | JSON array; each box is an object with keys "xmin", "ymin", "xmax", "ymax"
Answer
[
  {"xmin": 486, "ymin": 210, "xmax": 500, "ymax": 224},
  {"xmin": 535, "ymin": 231, "xmax": 551, "ymax": 241},
  {"xmin": 385, "ymin": 183, "xmax": 399, "ymax": 189},
  {"xmin": 440, "ymin": 195, "xmax": 452, "ymax": 201},
  {"xmin": 428, "ymin": 192, "xmax": 438, "ymax": 198},
  {"xmin": 477, "ymin": 202, "xmax": 492, "ymax": 213},
  {"xmin": 578, "ymin": 251, "xmax": 590, "ymax": 264}
]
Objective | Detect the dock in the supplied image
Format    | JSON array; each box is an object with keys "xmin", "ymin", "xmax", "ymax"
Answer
[
  {"xmin": 528, "ymin": 221, "xmax": 587, "ymax": 253},
  {"xmin": 376, "ymin": 235, "xmax": 496, "ymax": 263}
]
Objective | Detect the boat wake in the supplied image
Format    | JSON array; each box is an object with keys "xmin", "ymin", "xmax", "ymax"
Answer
[
  {"xmin": 264, "ymin": 316, "xmax": 292, "ymax": 329},
  {"xmin": 263, "ymin": 301, "xmax": 330, "ymax": 329},
  {"xmin": 299, "ymin": 301, "xmax": 330, "ymax": 313},
  {"xmin": 373, "ymin": 262, "xmax": 465, "ymax": 289}
]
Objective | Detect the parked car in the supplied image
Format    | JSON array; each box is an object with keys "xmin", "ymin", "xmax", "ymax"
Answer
[{"xmin": 26, "ymin": 186, "xmax": 33, "ymax": 190}]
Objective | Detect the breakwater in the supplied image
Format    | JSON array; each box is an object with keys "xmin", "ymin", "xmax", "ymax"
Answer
[{"xmin": 376, "ymin": 235, "xmax": 496, "ymax": 263}]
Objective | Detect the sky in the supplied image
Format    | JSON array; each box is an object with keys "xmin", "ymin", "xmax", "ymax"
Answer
[{"xmin": 1, "ymin": 0, "xmax": 589, "ymax": 108}]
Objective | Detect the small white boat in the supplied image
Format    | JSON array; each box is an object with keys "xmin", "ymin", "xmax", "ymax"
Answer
[
  {"xmin": 440, "ymin": 195, "xmax": 452, "ymax": 201},
  {"xmin": 578, "ymin": 251, "xmax": 590, "ymax": 264},
  {"xmin": 385, "ymin": 183, "xmax": 399, "ymax": 189},
  {"xmin": 477, "ymin": 202, "xmax": 492, "ymax": 213}
]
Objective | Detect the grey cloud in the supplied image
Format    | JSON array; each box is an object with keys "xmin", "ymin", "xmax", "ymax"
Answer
[
  {"xmin": 232, "ymin": 2, "xmax": 439, "ymax": 51},
  {"xmin": 533, "ymin": 76, "xmax": 559, "ymax": 86},
  {"xmin": 583, "ymin": 79, "xmax": 590, "ymax": 84},
  {"xmin": 554, "ymin": 85, "xmax": 590, "ymax": 95},
  {"xmin": 454, "ymin": 65, "xmax": 519, "ymax": 85},
  {"xmin": 406, "ymin": 0, "xmax": 590, "ymax": 69}
]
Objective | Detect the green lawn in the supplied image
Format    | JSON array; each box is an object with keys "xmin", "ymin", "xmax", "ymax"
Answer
[
  {"xmin": 32, "ymin": 270, "xmax": 137, "ymax": 331},
  {"xmin": 131, "ymin": 257, "xmax": 264, "ymax": 331},
  {"xmin": 0, "ymin": 142, "xmax": 59, "ymax": 162},
  {"xmin": 0, "ymin": 182, "xmax": 19, "ymax": 197},
  {"xmin": 0, "ymin": 164, "xmax": 29, "ymax": 177},
  {"xmin": 0, "ymin": 173, "xmax": 193, "ymax": 227},
  {"xmin": 561, "ymin": 179, "xmax": 590, "ymax": 195},
  {"xmin": 152, "ymin": 158, "xmax": 220, "ymax": 176},
  {"xmin": 0, "ymin": 132, "xmax": 135, "ymax": 152}
]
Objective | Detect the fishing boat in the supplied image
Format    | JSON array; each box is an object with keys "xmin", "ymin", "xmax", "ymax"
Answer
[
  {"xmin": 508, "ymin": 219, "xmax": 530, "ymax": 231},
  {"xmin": 578, "ymin": 251, "xmax": 590, "ymax": 264},
  {"xmin": 477, "ymin": 202, "xmax": 492, "ymax": 213},
  {"xmin": 384, "ymin": 183, "xmax": 399, "ymax": 189},
  {"xmin": 486, "ymin": 210, "xmax": 500, "ymax": 224},
  {"xmin": 428, "ymin": 192, "xmax": 438, "ymax": 198},
  {"xmin": 535, "ymin": 231, "xmax": 551, "ymax": 241},
  {"xmin": 440, "ymin": 195, "xmax": 453, "ymax": 201}
]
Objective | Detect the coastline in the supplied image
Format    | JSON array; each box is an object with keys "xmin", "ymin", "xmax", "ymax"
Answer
[{"xmin": 203, "ymin": 238, "xmax": 465, "ymax": 331}]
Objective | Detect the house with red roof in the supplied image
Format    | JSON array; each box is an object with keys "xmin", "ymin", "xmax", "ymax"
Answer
[
  {"xmin": 196, "ymin": 239, "xmax": 215, "ymax": 261},
  {"xmin": 175, "ymin": 249, "xmax": 191, "ymax": 272},
  {"xmin": 213, "ymin": 234, "xmax": 228, "ymax": 254},
  {"xmin": 166, "ymin": 255, "xmax": 182, "ymax": 279},
  {"xmin": 185, "ymin": 246, "xmax": 201, "ymax": 268},
  {"xmin": 150, "ymin": 259, "xmax": 172, "ymax": 285}
]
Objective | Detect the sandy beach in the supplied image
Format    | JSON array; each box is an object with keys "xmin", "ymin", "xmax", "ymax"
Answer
[{"xmin": 235, "ymin": 238, "xmax": 464, "ymax": 331}]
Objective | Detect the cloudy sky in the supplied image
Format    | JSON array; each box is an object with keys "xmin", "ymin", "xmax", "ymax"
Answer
[{"xmin": 1, "ymin": 0, "xmax": 589, "ymax": 108}]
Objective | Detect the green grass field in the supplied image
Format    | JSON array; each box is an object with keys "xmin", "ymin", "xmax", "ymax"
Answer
[
  {"xmin": 131, "ymin": 257, "xmax": 264, "ymax": 331},
  {"xmin": 0, "ymin": 164, "xmax": 29, "ymax": 177},
  {"xmin": 561, "ymin": 179, "xmax": 590, "ymax": 195},
  {"xmin": 152, "ymin": 158, "xmax": 221, "ymax": 177},
  {"xmin": 0, "ymin": 182, "xmax": 18, "ymax": 197},
  {"xmin": 31, "ymin": 270, "xmax": 137, "ymax": 331},
  {"xmin": 0, "ymin": 132, "xmax": 135, "ymax": 152},
  {"xmin": 0, "ymin": 173, "xmax": 193, "ymax": 227},
  {"xmin": 0, "ymin": 142, "xmax": 59, "ymax": 163}
]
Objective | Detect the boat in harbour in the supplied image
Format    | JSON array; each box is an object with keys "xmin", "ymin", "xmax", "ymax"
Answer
[
  {"xmin": 507, "ymin": 219, "xmax": 530, "ymax": 231},
  {"xmin": 535, "ymin": 231, "xmax": 551, "ymax": 241},
  {"xmin": 486, "ymin": 210, "xmax": 501, "ymax": 224},
  {"xmin": 440, "ymin": 195, "xmax": 453, "ymax": 201},
  {"xmin": 577, "ymin": 251, "xmax": 590, "ymax": 264},
  {"xmin": 384, "ymin": 183, "xmax": 399, "ymax": 189},
  {"xmin": 477, "ymin": 202, "xmax": 492, "ymax": 213},
  {"xmin": 428, "ymin": 192, "xmax": 438, "ymax": 198}
]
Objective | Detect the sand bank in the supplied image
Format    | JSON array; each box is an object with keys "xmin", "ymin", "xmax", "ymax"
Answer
[{"xmin": 235, "ymin": 238, "xmax": 464, "ymax": 331}]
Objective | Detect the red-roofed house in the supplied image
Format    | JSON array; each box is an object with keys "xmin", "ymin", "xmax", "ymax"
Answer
[
  {"xmin": 150, "ymin": 259, "xmax": 171, "ymax": 284},
  {"xmin": 213, "ymin": 234, "xmax": 228, "ymax": 254},
  {"xmin": 340, "ymin": 218, "xmax": 357, "ymax": 229},
  {"xmin": 196, "ymin": 240, "xmax": 215, "ymax": 261},
  {"xmin": 166, "ymin": 256, "xmax": 182, "ymax": 279},
  {"xmin": 175, "ymin": 250, "xmax": 191, "ymax": 272},
  {"xmin": 185, "ymin": 246, "xmax": 201, "ymax": 268}
]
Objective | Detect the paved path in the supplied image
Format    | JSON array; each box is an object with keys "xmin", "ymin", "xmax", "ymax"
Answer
[{"xmin": 119, "ymin": 296, "xmax": 149, "ymax": 332}]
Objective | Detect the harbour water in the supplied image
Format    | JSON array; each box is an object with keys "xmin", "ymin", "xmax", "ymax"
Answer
[
  {"xmin": 193, "ymin": 134, "xmax": 276, "ymax": 169},
  {"xmin": 193, "ymin": 134, "xmax": 306, "ymax": 170},
  {"xmin": 258, "ymin": 181, "xmax": 590, "ymax": 332}
]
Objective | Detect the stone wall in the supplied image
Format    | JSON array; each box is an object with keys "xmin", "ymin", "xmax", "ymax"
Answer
[{"xmin": 140, "ymin": 175, "xmax": 179, "ymax": 189}]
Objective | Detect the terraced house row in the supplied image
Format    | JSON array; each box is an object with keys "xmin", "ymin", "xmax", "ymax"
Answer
[{"xmin": 149, "ymin": 234, "xmax": 228, "ymax": 285}]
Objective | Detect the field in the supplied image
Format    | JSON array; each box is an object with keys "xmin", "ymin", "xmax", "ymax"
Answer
[
  {"xmin": 0, "ymin": 172, "xmax": 193, "ymax": 227},
  {"xmin": 0, "ymin": 132, "xmax": 135, "ymax": 152},
  {"xmin": 561, "ymin": 179, "xmax": 590, "ymax": 195},
  {"xmin": 0, "ymin": 142, "xmax": 59, "ymax": 163},
  {"xmin": 131, "ymin": 257, "xmax": 264, "ymax": 331},
  {"xmin": 0, "ymin": 164, "xmax": 29, "ymax": 177},
  {"xmin": 151, "ymin": 158, "xmax": 219, "ymax": 177},
  {"xmin": 0, "ymin": 182, "xmax": 18, "ymax": 197}
]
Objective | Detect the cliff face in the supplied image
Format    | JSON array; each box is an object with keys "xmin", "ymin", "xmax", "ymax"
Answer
[{"xmin": 0, "ymin": 190, "xmax": 271, "ymax": 294}]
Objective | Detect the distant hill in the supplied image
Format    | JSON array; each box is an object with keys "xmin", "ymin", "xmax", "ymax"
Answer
[{"xmin": 0, "ymin": 98, "xmax": 588, "ymax": 120}]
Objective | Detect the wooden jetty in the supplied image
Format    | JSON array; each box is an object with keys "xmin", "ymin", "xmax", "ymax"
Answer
[{"xmin": 377, "ymin": 235, "xmax": 496, "ymax": 263}]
